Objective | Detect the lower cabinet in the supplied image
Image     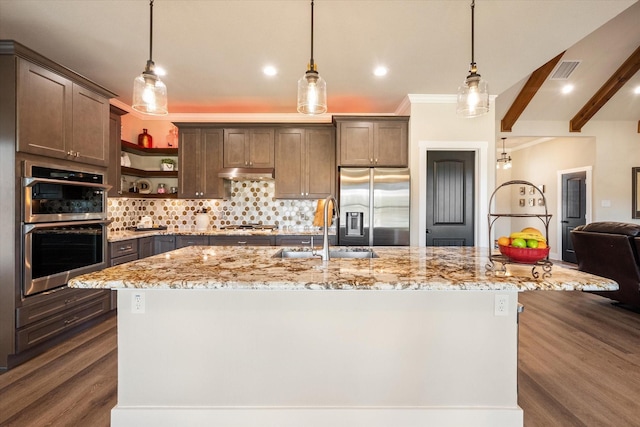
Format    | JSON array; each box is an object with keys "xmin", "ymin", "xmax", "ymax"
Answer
[
  {"xmin": 15, "ymin": 288, "xmax": 111, "ymax": 352},
  {"xmin": 154, "ymin": 235, "xmax": 176, "ymax": 254},
  {"xmin": 210, "ymin": 235, "xmax": 275, "ymax": 246},
  {"xmin": 138, "ymin": 237, "xmax": 154, "ymax": 258},
  {"xmin": 109, "ymin": 239, "xmax": 139, "ymax": 266},
  {"xmin": 175, "ymin": 235, "xmax": 210, "ymax": 248},
  {"xmin": 276, "ymin": 235, "xmax": 336, "ymax": 247}
]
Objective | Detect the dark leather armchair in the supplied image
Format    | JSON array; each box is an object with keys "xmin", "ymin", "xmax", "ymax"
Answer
[{"xmin": 570, "ymin": 221, "xmax": 640, "ymax": 307}]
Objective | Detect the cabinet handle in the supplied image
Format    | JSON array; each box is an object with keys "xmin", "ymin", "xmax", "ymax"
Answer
[
  {"xmin": 64, "ymin": 297, "xmax": 78, "ymax": 304},
  {"xmin": 245, "ymin": 161, "xmax": 248, "ymax": 166},
  {"xmin": 301, "ymin": 240, "xmax": 311, "ymax": 244},
  {"xmin": 75, "ymin": 152, "xmax": 80, "ymax": 157},
  {"xmin": 374, "ymin": 158, "xmax": 378, "ymax": 164},
  {"xmin": 237, "ymin": 241, "xmax": 247, "ymax": 245},
  {"xmin": 370, "ymin": 158, "xmax": 374, "ymax": 163},
  {"xmin": 249, "ymin": 161, "xmax": 253, "ymax": 166},
  {"xmin": 68, "ymin": 150, "xmax": 75, "ymax": 156},
  {"xmin": 119, "ymin": 245, "xmax": 132, "ymax": 251},
  {"xmin": 64, "ymin": 316, "xmax": 80, "ymax": 325}
]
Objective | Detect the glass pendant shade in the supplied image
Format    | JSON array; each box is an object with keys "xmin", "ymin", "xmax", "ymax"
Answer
[
  {"xmin": 457, "ymin": 72, "xmax": 489, "ymax": 117},
  {"xmin": 297, "ymin": 69, "xmax": 327, "ymax": 115},
  {"xmin": 496, "ymin": 138, "xmax": 512, "ymax": 169},
  {"xmin": 132, "ymin": 66, "xmax": 168, "ymax": 115}
]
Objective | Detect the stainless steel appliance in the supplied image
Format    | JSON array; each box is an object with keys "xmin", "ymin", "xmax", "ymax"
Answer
[
  {"xmin": 338, "ymin": 168, "xmax": 410, "ymax": 246},
  {"xmin": 22, "ymin": 162, "xmax": 110, "ymax": 296}
]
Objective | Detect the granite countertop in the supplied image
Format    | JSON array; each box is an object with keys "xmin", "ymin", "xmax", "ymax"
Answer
[
  {"xmin": 108, "ymin": 228, "xmax": 331, "ymax": 242},
  {"xmin": 69, "ymin": 246, "xmax": 618, "ymax": 292}
]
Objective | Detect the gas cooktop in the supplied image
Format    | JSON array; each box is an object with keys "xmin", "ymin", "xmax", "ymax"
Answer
[{"xmin": 220, "ymin": 224, "xmax": 277, "ymax": 230}]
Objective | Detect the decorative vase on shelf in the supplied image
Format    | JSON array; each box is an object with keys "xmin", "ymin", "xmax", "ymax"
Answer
[{"xmin": 138, "ymin": 129, "xmax": 153, "ymax": 148}]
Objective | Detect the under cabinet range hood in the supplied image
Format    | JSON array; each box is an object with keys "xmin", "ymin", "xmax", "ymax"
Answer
[{"xmin": 217, "ymin": 168, "xmax": 275, "ymax": 181}]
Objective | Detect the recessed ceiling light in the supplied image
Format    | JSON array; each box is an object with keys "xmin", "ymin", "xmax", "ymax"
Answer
[
  {"xmin": 263, "ymin": 66, "xmax": 277, "ymax": 76},
  {"xmin": 634, "ymin": 85, "xmax": 640, "ymax": 95},
  {"xmin": 373, "ymin": 66, "xmax": 388, "ymax": 77},
  {"xmin": 561, "ymin": 84, "xmax": 574, "ymax": 94}
]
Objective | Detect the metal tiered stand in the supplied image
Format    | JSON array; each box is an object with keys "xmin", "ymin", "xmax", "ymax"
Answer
[{"xmin": 487, "ymin": 180, "xmax": 553, "ymax": 278}]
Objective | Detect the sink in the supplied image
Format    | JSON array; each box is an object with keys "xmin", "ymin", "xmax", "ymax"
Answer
[{"xmin": 272, "ymin": 247, "xmax": 379, "ymax": 259}]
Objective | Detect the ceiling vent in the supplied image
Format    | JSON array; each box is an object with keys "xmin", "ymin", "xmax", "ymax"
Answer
[{"xmin": 549, "ymin": 60, "xmax": 581, "ymax": 80}]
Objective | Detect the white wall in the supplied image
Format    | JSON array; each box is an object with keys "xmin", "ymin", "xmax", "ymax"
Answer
[
  {"xmin": 499, "ymin": 119, "xmax": 640, "ymax": 258},
  {"xmin": 407, "ymin": 95, "xmax": 497, "ymax": 248}
]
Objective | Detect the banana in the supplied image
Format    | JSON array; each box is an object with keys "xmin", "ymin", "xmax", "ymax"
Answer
[{"xmin": 509, "ymin": 231, "xmax": 546, "ymax": 243}]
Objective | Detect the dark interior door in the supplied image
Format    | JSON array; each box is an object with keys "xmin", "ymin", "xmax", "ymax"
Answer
[
  {"xmin": 426, "ymin": 151, "xmax": 475, "ymax": 246},
  {"xmin": 561, "ymin": 171, "xmax": 587, "ymax": 263}
]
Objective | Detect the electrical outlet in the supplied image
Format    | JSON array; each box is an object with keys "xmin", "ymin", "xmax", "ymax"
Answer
[
  {"xmin": 495, "ymin": 294, "xmax": 509, "ymax": 316},
  {"xmin": 132, "ymin": 292, "xmax": 145, "ymax": 314}
]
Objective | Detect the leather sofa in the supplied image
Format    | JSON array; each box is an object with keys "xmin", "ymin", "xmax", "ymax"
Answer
[{"xmin": 570, "ymin": 221, "xmax": 640, "ymax": 307}]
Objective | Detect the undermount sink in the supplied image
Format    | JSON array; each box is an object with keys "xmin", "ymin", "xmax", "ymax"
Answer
[{"xmin": 272, "ymin": 247, "xmax": 379, "ymax": 259}]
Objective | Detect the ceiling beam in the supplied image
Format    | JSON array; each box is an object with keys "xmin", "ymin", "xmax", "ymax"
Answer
[
  {"xmin": 501, "ymin": 52, "xmax": 565, "ymax": 132},
  {"xmin": 570, "ymin": 44, "xmax": 640, "ymax": 132}
]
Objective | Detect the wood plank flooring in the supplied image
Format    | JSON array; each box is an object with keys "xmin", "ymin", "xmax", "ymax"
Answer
[{"xmin": 1, "ymin": 291, "xmax": 639, "ymax": 427}]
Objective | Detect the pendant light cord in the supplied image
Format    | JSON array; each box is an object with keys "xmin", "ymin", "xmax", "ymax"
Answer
[
  {"xmin": 149, "ymin": 0, "xmax": 154, "ymax": 63},
  {"xmin": 470, "ymin": 0, "xmax": 475, "ymax": 70},
  {"xmin": 309, "ymin": 0, "xmax": 315, "ymax": 70}
]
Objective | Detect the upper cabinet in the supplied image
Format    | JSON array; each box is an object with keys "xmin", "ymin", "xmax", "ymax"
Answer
[
  {"xmin": 178, "ymin": 127, "xmax": 225, "ymax": 199},
  {"xmin": 223, "ymin": 128, "xmax": 274, "ymax": 168},
  {"xmin": 334, "ymin": 116, "xmax": 409, "ymax": 167},
  {"xmin": 275, "ymin": 127, "xmax": 335, "ymax": 199},
  {"xmin": 16, "ymin": 58, "xmax": 111, "ymax": 167}
]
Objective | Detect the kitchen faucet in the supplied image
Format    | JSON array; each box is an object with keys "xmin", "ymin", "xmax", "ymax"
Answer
[{"xmin": 321, "ymin": 195, "xmax": 339, "ymax": 261}]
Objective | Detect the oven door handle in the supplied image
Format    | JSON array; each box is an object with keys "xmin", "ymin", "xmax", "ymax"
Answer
[
  {"xmin": 23, "ymin": 219, "xmax": 112, "ymax": 234},
  {"xmin": 23, "ymin": 177, "xmax": 112, "ymax": 191}
]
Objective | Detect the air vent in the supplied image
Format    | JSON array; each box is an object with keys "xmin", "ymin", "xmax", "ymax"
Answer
[{"xmin": 549, "ymin": 60, "xmax": 581, "ymax": 80}]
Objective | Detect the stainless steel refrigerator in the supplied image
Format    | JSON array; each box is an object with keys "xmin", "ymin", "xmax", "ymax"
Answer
[{"xmin": 338, "ymin": 168, "xmax": 410, "ymax": 246}]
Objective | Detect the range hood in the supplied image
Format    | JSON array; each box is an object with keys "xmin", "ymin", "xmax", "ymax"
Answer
[{"xmin": 217, "ymin": 167, "xmax": 275, "ymax": 181}]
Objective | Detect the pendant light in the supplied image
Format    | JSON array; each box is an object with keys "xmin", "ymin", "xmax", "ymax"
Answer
[
  {"xmin": 132, "ymin": 0, "xmax": 168, "ymax": 115},
  {"xmin": 457, "ymin": 0, "xmax": 489, "ymax": 117},
  {"xmin": 297, "ymin": 0, "xmax": 327, "ymax": 115},
  {"xmin": 496, "ymin": 138, "xmax": 512, "ymax": 169}
]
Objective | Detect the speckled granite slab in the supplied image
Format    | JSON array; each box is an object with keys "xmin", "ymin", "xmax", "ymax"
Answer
[
  {"xmin": 68, "ymin": 246, "xmax": 618, "ymax": 292},
  {"xmin": 108, "ymin": 228, "xmax": 331, "ymax": 242}
]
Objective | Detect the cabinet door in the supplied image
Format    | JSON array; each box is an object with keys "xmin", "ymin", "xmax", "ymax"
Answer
[
  {"xmin": 223, "ymin": 129, "xmax": 248, "ymax": 167},
  {"xmin": 72, "ymin": 85, "xmax": 110, "ymax": 166},
  {"xmin": 201, "ymin": 129, "xmax": 225, "ymax": 198},
  {"xmin": 249, "ymin": 129, "xmax": 275, "ymax": 168},
  {"xmin": 107, "ymin": 109, "xmax": 123, "ymax": 197},
  {"xmin": 338, "ymin": 122, "xmax": 374, "ymax": 166},
  {"xmin": 16, "ymin": 59, "xmax": 73, "ymax": 159},
  {"xmin": 176, "ymin": 235, "xmax": 209, "ymax": 248},
  {"xmin": 275, "ymin": 129, "xmax": 304, "ymax": 198},
  {"xmin": 306, "ymin": 128, "xmax": 335, "ymax": 198},
  {"xmin": 373, "ymin": 121, "xmax": 408, "ymax": 167},
  {"xmin": 179, "ymin": 128, "xmax": 201, "ymax": 198},
  {"xmin": 154, "ymin": 235, "xmax": 176, "ymax": 254},
  {"xmin": 138, "ymin": 237, "xmax": 154, "ymax": 259},
  {"xmin": 210, "ymin": 235, "xmax": 275, "ymax": 246}
]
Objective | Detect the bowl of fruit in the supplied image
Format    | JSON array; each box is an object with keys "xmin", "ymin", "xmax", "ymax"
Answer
[{"xmin": 497, "ymin": 227, "xmax": 549, "ymax": 264}]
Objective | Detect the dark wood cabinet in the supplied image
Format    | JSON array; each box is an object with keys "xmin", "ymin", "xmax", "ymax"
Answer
[
  {"xmin": 109, "ymin": 239, "xmax": 139, "ymax": 266},
  {"xmin": 334, "ymin": 116, "xmax": 408, "ymax": 167},
  {"xmin": 138, "ymin": 237, "xmax": 154, "ymax": 259},
  {"xmin": 176, "ymin": 235, "xmax": 210, "ymax": 248},
  {"xmin": 178, "ymin": 127, "xmax": 225, "ymax": 198},
  {"xmin": 209, "ymin": 235, "xmax": 275, "ymax": 246},
  {"xmin": 107, "ymin": 106, "xmax": 127, "ymax": 197},
  {"xmin": 223, "ymin": 128, "xmax": 275, "ymax": 168},
  {"xmin": 154, "ymin": 235, "xmax": 176, "ymax": 254},
  {"xmin": 275, "ymin": 127, "xmax": 335, "ymax": 199},
  {"xmin": 16, "ymin": 58, "xmax": 111, "ymax": 167}
]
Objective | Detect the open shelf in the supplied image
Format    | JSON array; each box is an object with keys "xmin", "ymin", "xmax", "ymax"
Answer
[
  {"xmin": 120, "ymin": 191, "xmax": 178, "ymax": 199},
  {"xmin": 121, "ymin": 140, "xmax": 178, "ymax": 156},
  {"xmin": 121, "ymin": 166, "xmax": 178, "ymax": 178}
]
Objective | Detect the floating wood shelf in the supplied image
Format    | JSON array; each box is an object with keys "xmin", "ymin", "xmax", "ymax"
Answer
[
  {"xmin": 121, "ymin": 140, "xmax": 178, "ymax": 156},
  {"xmin": 121, "ymin": 166, "xmax": 178, "ymax": 178},
  {"xmin": 120, "ymin": 191, "xmax": 178, "ymax": 199}
]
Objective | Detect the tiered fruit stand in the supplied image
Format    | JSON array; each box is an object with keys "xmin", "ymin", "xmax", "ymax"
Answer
[{"xmin": 487, "ymin": 180, "xmax": 553, "ymax": 278}]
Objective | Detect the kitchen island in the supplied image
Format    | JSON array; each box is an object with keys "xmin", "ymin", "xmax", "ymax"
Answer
[{"xmin": 69, "ymin": 246, "xmax": 617, "ymax": 427}]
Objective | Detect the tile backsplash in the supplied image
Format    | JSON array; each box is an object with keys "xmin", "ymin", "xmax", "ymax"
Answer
[{"xmin": 108, "ymin": 180, "xmax": 320, "ymax": 232}]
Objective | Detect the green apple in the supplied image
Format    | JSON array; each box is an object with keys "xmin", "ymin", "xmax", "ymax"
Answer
[
  {"xmin": 526, "ymin": 239, "xmax": 539, "ymax": 249},
  {"xmin": 511, "ymin": 238, "xmax": 526, "ymax": 248}
]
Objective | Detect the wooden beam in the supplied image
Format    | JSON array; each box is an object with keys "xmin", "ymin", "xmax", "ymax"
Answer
[
  {"xmin": 570, "ymin": 44, "xmax": 640, "ymax": 132},
  {"xmin": 501, "ymin": 52, "xmax": 565, "ymax": 132}
]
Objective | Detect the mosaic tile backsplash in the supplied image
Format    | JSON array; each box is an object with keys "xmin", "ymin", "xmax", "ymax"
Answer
[{"xmin": 108, "ymin": 180, "xmax": 320, "ymax": 232}]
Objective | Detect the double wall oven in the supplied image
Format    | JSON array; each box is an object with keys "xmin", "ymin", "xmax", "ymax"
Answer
[{"xmin": 22, "ymin": 162, "xmax": 110, "ymax": 296}]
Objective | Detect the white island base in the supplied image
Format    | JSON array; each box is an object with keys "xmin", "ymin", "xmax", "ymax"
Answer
[{"xmin": 112, "ymin": 288, "xmax": 523, "ymax": 427}]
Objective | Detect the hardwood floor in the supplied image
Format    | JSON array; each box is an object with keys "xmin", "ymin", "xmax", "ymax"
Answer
[{"xmin": 1, "ymin": 291, "xmax": 639, "ymax": 427}]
